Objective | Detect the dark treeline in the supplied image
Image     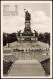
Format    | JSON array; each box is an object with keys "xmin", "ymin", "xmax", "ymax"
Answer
[
  {"xmin": 3, "ymin": 33, "xmax": 7, "ymax": 46},
  {"xmin": 3, "ymin": 31, "xmax": 50, "ymax": 46},
  {"xmin": 38, "ymin": 32, "xmax": 50, "ymax": 45},
  {"xmin": 3, "ymin": 32, "xmax": 17, "ymax": 46}
]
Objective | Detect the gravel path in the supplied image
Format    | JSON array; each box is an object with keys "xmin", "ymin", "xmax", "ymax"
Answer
[{"xmin": 8, "ymin": 60, "xmax": 45, "ymax": 76}]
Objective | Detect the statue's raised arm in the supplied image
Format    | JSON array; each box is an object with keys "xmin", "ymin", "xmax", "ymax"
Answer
[{"xmin": 25, "ymin": 11, "xmax": 31, "ymax": 20}]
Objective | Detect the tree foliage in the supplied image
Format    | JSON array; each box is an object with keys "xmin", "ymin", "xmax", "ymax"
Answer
[
  {"xmin": 7, "ymin": 33, "xmax": 17, "ymax": 43},
  {"xmin": 38, "ymin": 32, "xmax": 50, "ymax": 45},
  {"xmin": 3, "ymin": 32, "xmax": 50, "ymax": 46},
  {"xmin": 44, "ymin": 32, "xmax": 50, "ymax": 45},
  {"xmin": 38, "ymin": 33, "xmax": 44, "ymax": 42},
  {"xmin": 3, "ymin": 32, "xmax": 17, "ymax": 46},
  {"xmin": 3, "ymin": 33, "xmax": 7, "ymax": 46}
]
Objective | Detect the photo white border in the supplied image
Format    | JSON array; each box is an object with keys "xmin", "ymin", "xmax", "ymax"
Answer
[{"xmin": 1, "ymin": 1, "xmax": 52, "ymax": 78}]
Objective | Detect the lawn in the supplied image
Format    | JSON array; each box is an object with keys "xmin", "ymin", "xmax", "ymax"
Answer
[
  {"xmin": 5, "ymin": 41, "xmax": 49, "ymax": 49},
  {"xmin": 3, "ymin": 41, "xmax": 50, "ymax": 76},
  {"xmin": 3, "ymin": 41, "xmax": 50, "ymax": 61},
  {"xmin": 3, "ymin": 60, "xmax": 13, "ymax": 75},
  {"xmin": 40, "ymin": 58, "xmax": 50, "ymax": 76}
]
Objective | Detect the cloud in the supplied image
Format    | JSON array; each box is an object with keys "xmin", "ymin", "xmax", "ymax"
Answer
[
  {"xmin": 3, "ymin": 15, "xmax": 25, "ymax": 33},
  {"xmin": 3, "ymin": 9, "xmax": 50, "ymax": 33},
  {"xmin": 31, "ymin": 10, "xmax": 50, "ymax": 24},
  {"xmin": 31, "ymin": 10, "xmax": 50, "ymax": 33}
]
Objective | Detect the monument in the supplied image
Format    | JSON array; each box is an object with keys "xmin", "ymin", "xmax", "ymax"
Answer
[{"xmin": 16, "ymin": 10, "xmax": 38, "ymax": 42}]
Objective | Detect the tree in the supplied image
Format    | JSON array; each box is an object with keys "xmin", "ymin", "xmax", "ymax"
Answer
[
  {"xmin": 38, "ymin": 33, "xmax": 44, "ymax": 42},
  {"xmin": 7, "ymin": 33, "xmax": 17, "ymax": 43},
  {"xmin": 3, "ymin": 32, "xmax": 17, "ymax": 47},
  {"xmin": 38, "ymin": 32, "xmax": 50, "ymax": 45},
  {"xmin": 44, "ymin": 32, "xmax": 50, "ymax": 45},
  {"xmin": 3, "ymin": 33, "xmax": 7, "ymax": 46}
]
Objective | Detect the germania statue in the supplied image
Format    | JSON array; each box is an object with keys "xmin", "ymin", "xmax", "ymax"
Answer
[{"xmin": 25, "ymin": 10, "xmax": 31, "ymax": 20}]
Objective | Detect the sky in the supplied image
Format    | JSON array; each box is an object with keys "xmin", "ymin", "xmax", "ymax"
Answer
[{"xmin": 3, "ymin": 2, "xmax": 51, "ymax": 34}]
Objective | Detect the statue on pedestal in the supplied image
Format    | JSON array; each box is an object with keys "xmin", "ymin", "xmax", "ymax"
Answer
[{"xmin": 25, "ymin": 10, "xmax": 31, "ymax": 20}]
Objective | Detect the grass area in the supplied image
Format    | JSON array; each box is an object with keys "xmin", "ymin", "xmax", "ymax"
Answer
[
  {"xmin": 3, "ymin": 41, "xmax": 50, "ymax": 61},
  {"xmin": 40, "ymin": 58, "xmax": 50, "ymax": 76},
  {"xmin": 3, "ymin": 41, "xmax": 50, "ymax": 76},
  {"xmin": 3, "ymin": 60, "xmax": 13, "ymax": 75},
  {"xmin": 4, "ymin": 55, "xmax": 18, "ymax": 62},
  {"xmin": 3, "ymin": 47, "xmax": 12, "ymax": 53},
  {"xmin": 7, "ymin": 41, "xmax": 49, "ymax": 49},
  {"xmin": 3, "ymin": 41, "xmax": 49, "ymax": 53}
]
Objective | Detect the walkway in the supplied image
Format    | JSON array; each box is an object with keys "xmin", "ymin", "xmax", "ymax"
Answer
[{"xmin": 8, "ymin": 60, "xmax": 45, "ymax": 76}]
